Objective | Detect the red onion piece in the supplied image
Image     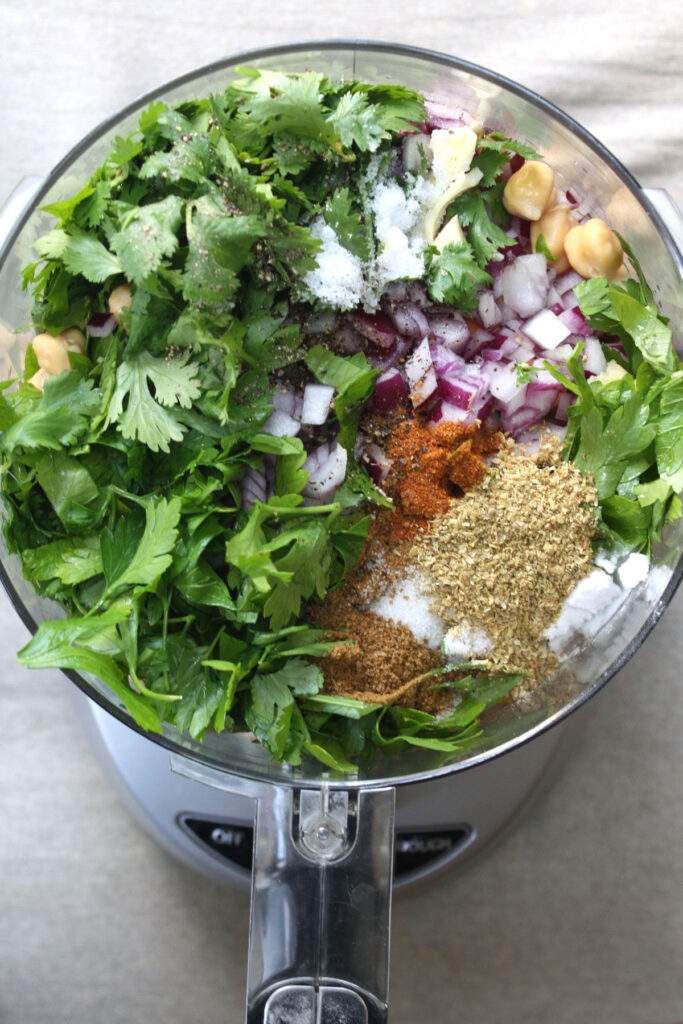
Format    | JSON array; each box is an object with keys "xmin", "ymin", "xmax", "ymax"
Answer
[
  {"xmin": 428, "ymin": 311, "xmax": 470, "ymax": 349},
  {"xmin": 387, "ymin": 301, "xmax": 430, "ymax": 339},
  {"xmin": 554, "ymin": 270, "xmax": 584, "ymax": 296},
  {"xmin": 263, "ymin": 410, "xmax": 301, "ymax": 438},
  {"xmin": 437, "ymin": 374, "xmax": 485, "ymax": 411},
  {"xmin": 350, "ymin": 310, "xmax": 398, "ymax": 349},
  {"xmin": 477, "ymin": 291, "xmax": 503, "ymax": 330},
  {"xmin": 302, "ymin": 442, "xmax": 348, "ymax": 503},
  {"xmin": 241, "ymin": 466, "xmax": 268, "ymax": 511},
  {"xmin": 501, "ymin": 254, "xmax": 549, "ymax": 318},
  {"xmin": 429, "ymin": 399, "xmax": 475, "ymax": 427},
  {"xmin": 272, "ymin": 387, "xmax": 303, "ymax": 419},
  {"xmin": 362, "ymin": 442, "xmax": 393, "ymax": 485},
  {"xmin": 559, "ymin": 305, "xmax": 592, "ymax": 336},
  {"xmin": 86, "ymin": 312, "xmax": 116, "ymax": 338},
  {"xmin": 405, "ymin": 338, "xmax": 438, "ymax": 407},
  {"xmin": 301, "ymin": 383, "xmax": 335, "ymax": 425},
  {"xmin": 370, "ymin": 369, "xmax": 409, "ymax": 412},
  {"xmin": 522, "ymin": 308, "xmax": 572, "ymax": 350},
  {"xmin": 553, "ymin": 391, "xmax": 573, "ymax": 424},
  {"xmin": 582, "ymin": 337, "xmax": 607, "ymax": 376}
]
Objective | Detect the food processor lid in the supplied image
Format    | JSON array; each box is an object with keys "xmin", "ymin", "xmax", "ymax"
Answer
[{"xmin": 0, "ymin": 41, "xmax": 681, "ymax": 790}]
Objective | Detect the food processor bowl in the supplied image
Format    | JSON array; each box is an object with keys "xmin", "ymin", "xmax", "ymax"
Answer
[{"xmin": 0, "ymin": 42, "xmax": 681, "ymax": 1024}]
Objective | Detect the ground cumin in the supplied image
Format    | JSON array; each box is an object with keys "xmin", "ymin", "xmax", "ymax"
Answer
[{"xmin": 308, "ymin": 416, "xmax": 501, "ymax": 708}]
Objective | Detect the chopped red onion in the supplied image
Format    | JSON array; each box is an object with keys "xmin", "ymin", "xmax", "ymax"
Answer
[
  {"xmin": 350, "ymin": 310, "xmax": 397, "ymax": 349},
  {"xmin": 501, "ymin": 254, "xmax": 549, "ymax": 318},
  {"xmin": 522, "ymin": 308, "xmax": 572, "ymax": 350},
  {"xmin": 272, "ymin": 387, "xmax": 303, "ymax": 419},
  {"xmin": 387, "ymin": 301, "xmax": 430, "ymax": 339},
  {"xmin": 302, "ymin": 442, "xmax": 348, "ymax": 503},
  {"xmin": 553, "ymin": 391, "xmax": 572, "ymax": 424},
  {"xmin": 477, "ymin": 291, "xmax": 503, "ymax": 330},
  {"xmin": 301, "ymin": 383, "xmax": 335, "ymax": 425},
  {"xmin": 370, "ymin": 368, "xmax": 409, "ymax": 412},
  {"xmin": 429, "ymin": 399, "xmax": 473, "ymax": 426},
  {"xmin": 241, "ymin": 466, "xmax": 268, "ymax": 511},
  {"xmin": 362, "ymin": 443, "xmax": 393, "ymax": 485},
  {"xmin": 554, "ymin": 270, "xmax": 584, "ymax": 296},
  {"xmin": 582, "ymin": 336, "xmax": 607, "ymax": 376},
  {"xmin": 86, "ymin": 312, "xmax": 116, "ymax": 338},
  {"xmin": 405, "ymin": 338, "xmax": 438, "ymax": 407},
  {"xmin": 428, "ymin": 312, "xmax": 470, "ymax": 349},
  {"xmin": 263, "ymin": 410, "xmax": 301, "ymax": 438},
  {"xmin": 437, "ymin": 374, "xmax": 484, "ymax": 411},
  {"xmin": 482, "ymin": 361, "xmax": 528, "ymax": 408},
  {"xmin": 558, "ymin": 305, "xmax": 592, "ymax": 336}
]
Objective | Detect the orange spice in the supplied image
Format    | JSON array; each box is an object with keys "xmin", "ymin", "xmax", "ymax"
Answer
[{"xmin": 381, "ymin": 419, "xmax": 503, "ymax": 540}]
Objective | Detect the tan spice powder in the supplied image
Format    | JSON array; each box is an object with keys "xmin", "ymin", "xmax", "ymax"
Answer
[{"xmin": 412, "ymin": 436, "xmax": 599, "ymax": 695}]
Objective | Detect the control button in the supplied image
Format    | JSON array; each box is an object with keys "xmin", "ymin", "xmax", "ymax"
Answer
[
  {"xmin": 180, "ymin": 817, "xmax": 253, "ymax": 872},
  {"xmin": 394, "ymin": 828, "xmax": 471, "ymax": 878}
]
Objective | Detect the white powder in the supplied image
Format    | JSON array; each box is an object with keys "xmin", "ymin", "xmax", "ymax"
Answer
[
  {"xmin": 303, "ymin": 218, "xmax": 364, "ymax": 309},
  {"xmin": 546, "ymin": 566, "xmax": 625, "ymax": 652},
  {"xmin": 371, "ymin": 572, "xmax": 444, "ymax": 650},
  {"xmin": 616, "ymin": 552, "xmax": 650, "ymax": 590},
  {"xmin": 443, "ymin": 624, "xmax": 493, "ymax": 659}
]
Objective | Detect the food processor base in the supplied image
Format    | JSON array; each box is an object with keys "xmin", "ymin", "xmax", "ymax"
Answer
[{"xmin": 69, "ymin": 684, "xmax": 576, "ymax": 889}]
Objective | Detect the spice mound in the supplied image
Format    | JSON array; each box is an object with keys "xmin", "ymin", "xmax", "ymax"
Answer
[
  {"xmin": 412, "ymin": 436, "xmax": 599, "ymax": 696},
  {"xmin": 373, "ymin": 417, "xmax": 503, "ymax": 539},
  {"xmin": 310, "ymin": 434, "xmax": 599, "ymax": 707}
]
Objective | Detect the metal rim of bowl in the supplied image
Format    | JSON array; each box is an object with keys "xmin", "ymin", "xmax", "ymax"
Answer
[{"xmin": 0, "ymin": 39, "xmax": 681, "ymax": 789}]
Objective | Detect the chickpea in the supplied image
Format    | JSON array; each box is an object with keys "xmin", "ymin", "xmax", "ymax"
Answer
[
  {"xmin": 564, "ymin": 218, "xmax": 623, "ymax": 280},
  {"xmin": 28, "ymin": 368, "xmax": 49, "ymax": 391},
  {"xmin": 60, "ymin": 326, "xmax": 87, "ymax": 354},
  {"xmin": 503, "ymin": 161, "xmax": 555, "ymax": 221},
  {"xmin": 32, "ymin": 332, "xmax": 72, "ymax": 376},
  {"xmin": 530, "ymin": 205, "xmax": 577, "ymax": 274},
  {"xmin": 108, "ymin": 283, "xmax": 132, "ymax": 324}
]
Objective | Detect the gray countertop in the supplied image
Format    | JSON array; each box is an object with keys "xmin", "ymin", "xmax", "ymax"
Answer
[{"xmin": 1, "ymin": 4, "xmax": 682, "ymax": 1023}]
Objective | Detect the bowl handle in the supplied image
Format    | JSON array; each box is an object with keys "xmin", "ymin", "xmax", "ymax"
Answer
[
  {"xmin": 247, "ymin": 783, "xmax": 395, "ymax": 1024},
  {"xmin": 170, "ymin": 755, "xmax": 395, "ymax": 1023}
]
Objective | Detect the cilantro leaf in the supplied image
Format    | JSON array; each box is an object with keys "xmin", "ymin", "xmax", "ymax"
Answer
[
  {"xmin": 322, "ymin": 187, "xmax": 369, "ymax": 260},
  {"xmin": 59, "ymin": 230, "xmax": 122, "ymax": 283},
  {"xmin": 105, "ymin": 351, "xmax": 201, "ymax": 452},
  {"xmin": 451, "ymin": 188, "xmax": 514, "ymax": 266},
  {"xmin": 426, "ymin": 241, "xmax": 492, "ymax": 313},
  {"xmin": 327, "ymin": 91, "xmax": 386, "ymax": 152},
  {"xmin": 110, "ymin": 196, "xmax": 184, "ymax": 286}
]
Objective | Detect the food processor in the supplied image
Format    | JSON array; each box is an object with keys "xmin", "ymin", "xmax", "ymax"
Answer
[{"xmin": 0, "ymin": 42, "xmax": 681, "ymax": 1024}]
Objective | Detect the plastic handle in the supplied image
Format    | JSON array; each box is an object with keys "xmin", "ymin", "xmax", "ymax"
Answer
[
  {"xmin": 169, "ymin": 757, "xmax": 396, "ymax": 1024},
  {"xmin": 0, "ymin": 177, "xmax": 45, "ymax": 254}
]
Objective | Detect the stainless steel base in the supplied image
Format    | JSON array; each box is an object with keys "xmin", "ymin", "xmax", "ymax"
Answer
[{"xmin": 69, "ymin": 685, "xmax": 575, "ymax": 890}]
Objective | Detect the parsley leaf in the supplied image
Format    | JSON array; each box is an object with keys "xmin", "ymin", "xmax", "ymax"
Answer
[
  {"xmin": 1, "ymin": 374, "xmax": 100, "ymax": 453},
  {"xmin": 101, "ymin": 496, "xmax": 181, "ymax": 597}
]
